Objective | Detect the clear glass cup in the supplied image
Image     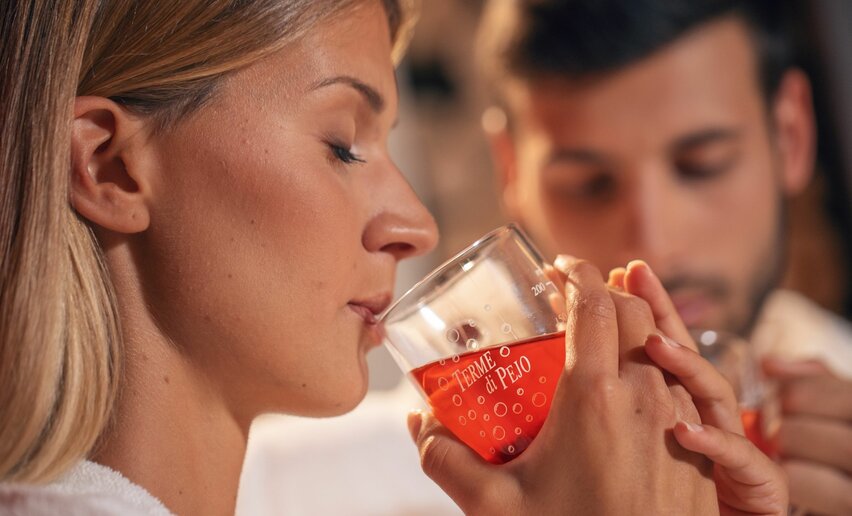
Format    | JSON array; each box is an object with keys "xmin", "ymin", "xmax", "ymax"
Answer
[
  {"xmin": 691, "ymin": 329, "xmax": 779, "ymax": 457},
  {"xmin": 381, "ymin": 224, "xmax": 567, "ymax": 464}
]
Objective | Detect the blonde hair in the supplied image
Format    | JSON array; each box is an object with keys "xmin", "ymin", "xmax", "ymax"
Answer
[{"xmin": 0, "ymin": 0, "xmax": 415, "ymax": 483}]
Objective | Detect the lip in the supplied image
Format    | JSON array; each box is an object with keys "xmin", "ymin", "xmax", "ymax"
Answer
[
  {"xmin": 348, "ymin": 293, "xmax": 392, "ymax": 345},
  {"xmin": 348, "ymin": 293, "xmax": 392, "ymax": 323},
  {"xmin": 670, "ymin": 293, "xmax": 714, "ymax": 327}
]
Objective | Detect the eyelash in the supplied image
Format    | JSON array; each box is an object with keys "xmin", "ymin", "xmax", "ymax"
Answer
[{"xmin": 328, "ymin": 142, "xmax": 366, "ymax": 165}]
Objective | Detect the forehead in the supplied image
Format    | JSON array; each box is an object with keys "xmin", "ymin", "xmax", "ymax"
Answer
[
  {"xmin": 507, "ymin": 17, "xmax": 765, "ymax": 146},
  {"xmin": 218, "ymin": 2, "xmax": 397, "ymax": 110}
]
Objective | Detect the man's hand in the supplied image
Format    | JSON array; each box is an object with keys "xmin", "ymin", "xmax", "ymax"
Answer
[{"xmin": 763, "ymin": 359, "xmax": 852, "ymax": 515}]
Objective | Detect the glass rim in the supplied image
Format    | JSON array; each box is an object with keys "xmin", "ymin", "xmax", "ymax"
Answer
[{"xmin": 380, "ymin": 223, "xmax": 525, "ymax": 322}]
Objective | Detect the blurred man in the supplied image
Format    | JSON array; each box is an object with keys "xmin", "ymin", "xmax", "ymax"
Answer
[{"xmin": 479, "ymin": 0, "xmax": 852, "ymax": 513}]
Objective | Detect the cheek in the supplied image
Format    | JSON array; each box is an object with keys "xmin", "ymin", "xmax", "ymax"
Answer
[{"xmin": 141, "ymin": 131, "xmax": 368, "ymax": 411}]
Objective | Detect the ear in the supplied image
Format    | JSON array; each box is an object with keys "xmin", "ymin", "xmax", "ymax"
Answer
[
  {"xmin": 484, "ymin": 108, "xmax": 521, "ymax": 219},
  {"xmin": 71, "ymin": 96, "xmax": 151, "ymax": 233},
  {"xmin": 772, "ymin": 69, "xmax": 816, "ymax": 197}
]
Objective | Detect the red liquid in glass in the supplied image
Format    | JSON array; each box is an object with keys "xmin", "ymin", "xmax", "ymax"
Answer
[
  {"xmin": 741, "ymin": 407, "xmax": 778, "ymax": 457},
  {"xmin": 410, "ymin": 331, "xmax": 565, "ymax": 464}
]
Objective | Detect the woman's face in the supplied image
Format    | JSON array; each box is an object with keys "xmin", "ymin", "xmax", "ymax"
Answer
[{"xmin": 136, "ymin": 2, "xmax": 437, "ymax": 419}]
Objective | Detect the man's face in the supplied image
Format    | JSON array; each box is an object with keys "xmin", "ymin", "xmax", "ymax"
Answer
[{"xmin": 497, "ymin": 18, "xmax": 810, "ymax": 335}]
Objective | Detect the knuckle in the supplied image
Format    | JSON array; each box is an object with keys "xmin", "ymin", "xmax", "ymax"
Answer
[
  {"xmin": 418, "ymin": 435, "xmax": 450, "ymax": 480},
  {"xmin": 633, "ymin": 368, "xmax": 678, "ymax": 422},
  {"xmin": 567, "ymin": 259, "xmax": 603, "ymax": 281},
  {"xmin": 580, "ymin": 375, "xmax": 624, "ymax": 412},
  {"xmin": 617, "ymin": 292, "xmax": 654, "ymax": 323},
  {"xmin": 780, "ymin": 381, "xmax": 814, "ymax": 414},
  {"xmin": 573, "ymin": 290, "xmax": 616, "ymax": 322},
  {"xmin": 669, "ymin": 383, "xmax": 700, "ymax": 423}
]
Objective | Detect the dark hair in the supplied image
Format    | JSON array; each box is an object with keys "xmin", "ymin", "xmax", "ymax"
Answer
[{"xmin": 478, "ymin": 0, "xmax": 793, "ymax": 102}]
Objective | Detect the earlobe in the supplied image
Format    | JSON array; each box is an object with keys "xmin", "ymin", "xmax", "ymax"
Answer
[
  {"xmin": 773, "ymin": 69, "xmax": 816, "ymax": 196},
  {"xmin": 71, "ymin": 96, "xmax": 150, "ymax": 233}
]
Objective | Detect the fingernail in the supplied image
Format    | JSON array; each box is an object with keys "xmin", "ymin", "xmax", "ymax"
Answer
[
  {"xmin": 658, "ymin": 332, "xmax": 681, "ymax": 348},
  {"xmin": 626, "ymin": 259, "xmax": 648, "ymax": 272},
  {"xmin": 683, "ymin": 421, "xmax": 704, "ymax": 432},
  {"xmin": 553, "ymin": 255, "xmax": 570, "ymax": 272},
  {"xmin": 407, "ymin": 410, "xmax": 423, "ymax": 441}
]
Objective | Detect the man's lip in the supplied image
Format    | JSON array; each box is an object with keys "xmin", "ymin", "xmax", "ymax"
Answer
[{"xmin": 670, "ymin": 294, "xmax": 714, "ymax": 327}]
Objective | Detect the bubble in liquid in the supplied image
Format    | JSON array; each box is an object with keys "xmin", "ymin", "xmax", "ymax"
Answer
[
  {"xmin": 512, "ymin": 403, "xmax": 523, "ymax": 414},
  {"xmin": 439, "ymin": 359, "xmax": 446, "ymax": 366},
  {"xmin": 468, "ymin": 319, "xmax": 477, "ymax": 327},
  {"xmin": 466, "ymin": 338, "xmax": 479, "ymax": 350},
  {"xmin": 489, "ymin": 447, "xmax": 496, "ymax": 455},
  {"xmin": 532, "ymin": 392, "xmax": 547, "ymax": 407},
  {"xmin": 459, "ymin": 416, "xmax": 467, "ymax": 426},
  {"xmin": 452, "ymin": 354, "xmax": 460, "ymax": 363},
  {"xmin": 507, "ymin": 445, "xmax": 516, "ymax": 454},
  {"xmin": 493, "ymin": 426, "xmax": 506, "ymax": 440},
  {"xmin": 538, "ymin": 376, "xmax": 547, "ymax": 384},
  {"xmin": 438, "ymin": 377, "xmax": 449, "ymax": 391},
  {"xmin": 499, "ymin": 346, "xmax": 511, "ymax": 357},
  {"xmin": 484, "ymin": 304, "xmax": 492, "ymax": 311},
  {"xmin": 446, "ymin": 329, "xmax": 460, "ymax": 343},
  {"xmin": 501, "ymin": 323, "xmax": 513, "ymax": 335},
  {"xmin": 514, "ymin": 427, "xmax": 523, "ymax": 435},
  {"xmin": 452, "ymin": 394, "xmax": 463, "ymax": 406},
  {"xmin": 483, "ymin": 414, "xmax": 491, "ymax": 422},
  {"xmin": 468, "ymin": 409, "xmax": 477, "ymax": 420},
  {"xmin": 525, "ymin": 414, "xmax": 534, "ymax": 423},
  {"xmin": 494, "ymin": 402, "xmax": 508, "ymax": 417},
  {"xmin": 480, "ymin": 430, "xmax": 486, "ymax": 437},
  {"xmin": 477, "ymin": 395, "xmax": 485, "ymax": 405},
  {"xmin": 516, "ymin": 387, "xmax": 525, "ymax": 396}
]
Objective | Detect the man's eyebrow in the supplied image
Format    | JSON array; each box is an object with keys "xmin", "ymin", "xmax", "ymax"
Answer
[
  {"xmin": 547, "ymin": 148, "xmax": 610, "ymax": 167},
  {"xmin": 309, "ymin": 75, "xmax": 385, "ymax": 113},
  {"xmin": 671, "ymin": 128, "xmax": 741, "ymax": 151}
]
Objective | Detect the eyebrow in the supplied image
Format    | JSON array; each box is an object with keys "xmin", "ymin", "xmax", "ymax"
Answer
[
  {"xmin": 671, "ymin": 127, "xmax": 742, "ymax": 152},
  {"xmin": 310, "ymin": 75, "xmax": 385, "ymax": 113},
  {"xmin": 547, "ymin": 148, "xmax": 610, "ymax": 167}
]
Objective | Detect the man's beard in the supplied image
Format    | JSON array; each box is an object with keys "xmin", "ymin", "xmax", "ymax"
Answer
[{"xmin": 662, "ymin": 199, "xmax": 787, "ymax": 338}]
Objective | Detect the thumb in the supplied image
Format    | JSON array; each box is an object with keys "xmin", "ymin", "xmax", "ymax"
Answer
[{"xmin": 408, "ymin": 411, "xmax": 508, "ymax": 511}]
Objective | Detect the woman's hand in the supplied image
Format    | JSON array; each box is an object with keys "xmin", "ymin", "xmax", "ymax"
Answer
[
  {"xmin": 408, "ymin": 256, "xmax": 717, "ymax": 515},
  {"xmin": 615, "ymin": 260, "xmax": 789, "ymax": 516}
]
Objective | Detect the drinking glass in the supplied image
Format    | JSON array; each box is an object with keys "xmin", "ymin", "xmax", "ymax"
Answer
[
  {"xmin": 691, "ymin": 329, "xmax": 779, "ymax": 457},
  {"xmin": 381, "ymin": 224, "xmax": 567, "ymax": 464}
]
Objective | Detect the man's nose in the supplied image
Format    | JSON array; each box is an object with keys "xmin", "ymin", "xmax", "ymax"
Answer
[
  {"xmin": 362, "ymin": 169, "xmax": 439, "ymax": 261},
  {"xmin": 621, "ymin": 167, "xmax": 682, "ymax": 268}
]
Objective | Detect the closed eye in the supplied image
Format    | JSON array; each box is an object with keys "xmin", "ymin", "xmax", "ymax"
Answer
[{"xmin": 328, "ymin": 142, "xmax": 366, "ymax": 165}]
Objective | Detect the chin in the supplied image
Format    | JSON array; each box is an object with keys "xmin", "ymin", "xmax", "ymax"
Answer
[{"xmin": 301, "ymin": 359, "xmax": 371, "ymax": 417}]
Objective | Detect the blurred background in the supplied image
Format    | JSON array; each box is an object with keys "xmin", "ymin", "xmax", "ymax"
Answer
[{"xmin": 370, "ymin": 0, "xmax": 852, "ymax": 390}]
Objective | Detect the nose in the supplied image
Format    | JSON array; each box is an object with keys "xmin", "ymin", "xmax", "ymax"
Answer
[
  {"xmin": 362, "ymin": 168, "xmax": 439, "ymax": 261},
  {"xmin": 621, "ymin": 165, "xmax": 681, "ymax": 268}
]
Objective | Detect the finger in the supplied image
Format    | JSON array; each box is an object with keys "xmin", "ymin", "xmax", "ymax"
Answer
[
  {"xmin": 783, "ymin": 459, "xmax": 852, "ymax": 515},
  {"xmin": 408, "ymin": 411, "xmax": 508, "ymax": 511},
  {"xmin": 673, "ymin": 421, "xmax": 782, "ymax": 488},
  {"xmin": 622, "ymin": 260, "xmax": 696, "ymax": 352},
  {"xmin": 774, "ymin": 374, "xmax": 852, "ymax": 421},
  {"xmin": 554, "ymin": 255, "xmax": 619, "ymax": 380},
  {"xmin": 645, "ymin": 333, "xmax": 742, "ymax": 434},
  {"xmin": 762, "ymin": 357, "xmax": 831, "ymax": 378},
  {"xmin": 777, "ymin": 416, "xmax": 852, "ymax": 474},
  {"xmin": 543, "ymin": 264, "xmax": 566, "ymax": 295},
  {"xmin": 607, "ymin": 267, "xmax": 626, "ymax": 290},
  {"xmin": 675, "ymin": 422, "xmax": 789, "ymax": 516}
]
